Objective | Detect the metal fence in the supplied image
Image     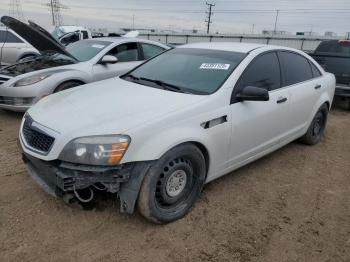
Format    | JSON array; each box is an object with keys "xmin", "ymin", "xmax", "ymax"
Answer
[{"xmin": 139, "ymin": 33, "xmax": 342, "ymax": 52}]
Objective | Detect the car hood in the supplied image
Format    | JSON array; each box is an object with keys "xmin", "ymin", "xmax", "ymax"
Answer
[
  {"xmin": 0, "ymin": 16, "xmax": 76, "ymax": 61},
  {"xmin": 28, "ymin": 78, "xmax": 206, "ymax": 136}
]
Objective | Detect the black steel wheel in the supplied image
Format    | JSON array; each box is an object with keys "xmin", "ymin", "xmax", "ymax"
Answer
[
  {"xmin": 299, "ymin": 103, "xmax": 328, "ymax": 145},
  {"xmin": 137, "ymin": 144, "xmax": 206, "ymax": 224}
]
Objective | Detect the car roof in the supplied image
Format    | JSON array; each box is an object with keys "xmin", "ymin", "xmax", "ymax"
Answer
[
  {"xmin": 92, "ymin": 37, "xmax": 158, "ymax": 44},
  {"xmin": 179, "ymin": 42, "xmax": 267, "ymax": 53},
  {"xmin": 89, "ymin": 37, "xmax": 169, "ymax": 49}
]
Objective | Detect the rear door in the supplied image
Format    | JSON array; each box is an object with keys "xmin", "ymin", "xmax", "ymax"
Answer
[
  {"xmin": 92, "ymin": 42, "xmax": 143, "ymax": 81},
  {"xmin": 0, "ymin": 30, "xmax": 26, "ymax": 65},
  {"xmin": 228, "ymin": 51, "xmax": 291, "ymax": 167},
  {"xmin": 278, "ymin": 51, "xmax": 321, "ymax": 135}
]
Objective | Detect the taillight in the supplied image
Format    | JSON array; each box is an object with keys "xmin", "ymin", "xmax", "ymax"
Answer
[{"xmin": 338, "ymin": 40, "xmax": 350, "ymax": 46}]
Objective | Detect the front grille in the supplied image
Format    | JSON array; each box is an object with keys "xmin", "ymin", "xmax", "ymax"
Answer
[
  {"xmin": 0, "ymin": 96, "xmax": 35, "ymax": 106},
  {"xmin": 22, "ymin": 116, "xmax": 55, "ymax": 153}
]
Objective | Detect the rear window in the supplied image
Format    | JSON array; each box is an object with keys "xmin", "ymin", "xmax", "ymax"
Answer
[
  {"xmin": 316, "ymin": 40, "xmax": 350, "ymax": 56},
  {"xmin": 309, "ymin": 61, "xmax": 322, "ymax": 78}
]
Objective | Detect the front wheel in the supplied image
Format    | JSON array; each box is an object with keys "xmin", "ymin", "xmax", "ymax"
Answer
[
  {"xmin": 299, "ymin": 103, "xmax": 328, "ymax": 145},
  {"xmin": 137, "ymin": 144, "xmax": 207, "ymax": 224}
]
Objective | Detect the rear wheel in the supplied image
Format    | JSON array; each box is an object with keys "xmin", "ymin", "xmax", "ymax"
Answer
[
  {"xmin": 299, "ymin": 103, "xmax": 328, "ymax": 145},
  {"xmin": 137, "ymin": 144, "xmax": 206, "ymax": 224},
  {"xmin": 54, "ymin": 81, "xmax": 82, "ymax": 93}
]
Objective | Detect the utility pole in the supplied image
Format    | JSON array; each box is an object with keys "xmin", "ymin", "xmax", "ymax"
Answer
[
  {"xmin": 132, "ymin": 14, "xmax": 135, "ymax": 30},
  {"xmin": 9, "ymin": 0, "xmax": 24, "ymax": 21},
  {"xmin": 205, "ymin": 2, "xmax": 215, "ymax": 34},
  {"xmin": 44, "ymin": 0, "xmax": 68, "ymax": 26},
  {"xmin": 273, "ymin": 9, "xmax": 280, "ymax": 34}
]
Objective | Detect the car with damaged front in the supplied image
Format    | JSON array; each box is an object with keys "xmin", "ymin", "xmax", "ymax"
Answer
[
  {"xmin": 0, "ymin": 16, "xmax": 169, "ymax": 111},
  {"xmin": 19, "ymin": 42, "xmax": 335, "ymax": 224}
]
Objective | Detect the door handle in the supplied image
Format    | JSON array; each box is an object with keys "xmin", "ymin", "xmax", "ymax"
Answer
[
  {"xmin": 277, "ymin": 97, "xmax": 288, "ymax": 104},
  {"xmin": 314, "ymin": 84, "xmax": 322, "ymax": 90}
]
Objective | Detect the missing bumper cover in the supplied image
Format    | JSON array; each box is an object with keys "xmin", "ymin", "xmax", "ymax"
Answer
[{"xmin": 22, "ymin": 153, "xmax": 152, "ymax": 214}]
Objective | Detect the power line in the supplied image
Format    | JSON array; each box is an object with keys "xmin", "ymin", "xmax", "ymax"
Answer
[
  {"xmin": 44, "ymin": 0, "xmax": 68, "ymax": 26},
  {"xmin": 273, "ymin": 9, "xmax": 279, "ymax": 33},
  {"xmin": 205, "ymin": 2, "xmax": 215, "ymax": 34},
  {"xmin": 9, "ymin": 0, "xmax": 24, "ymax": 21}
]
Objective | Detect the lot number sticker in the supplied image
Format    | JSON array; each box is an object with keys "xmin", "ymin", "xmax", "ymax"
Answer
[
  {"xmin": 200, "ymin": 63, "xmax": 230, "ymax": 70},
  {"xmin": 92, "ymin": 44, "xmax": 106, "ymax": 49}
]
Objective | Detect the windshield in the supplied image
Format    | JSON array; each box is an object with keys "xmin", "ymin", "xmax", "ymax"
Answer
[
  {"xmin": 66, "ymin": 40, "xmax": 111, "ymax": 62},
  {"xmin": 122, "ymin": 48, "xmax": 246, "ymax": 94},
  {"xmin": 51, "ymin": 27, "xmax": 64, "ymax": 39},
  {"xmin": 317, "ymin": 40, "xmax": 350, "ymax": 56}
]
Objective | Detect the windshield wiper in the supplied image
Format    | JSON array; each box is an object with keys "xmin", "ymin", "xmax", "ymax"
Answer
[
  {"xmin": 122, "ymin": 74, "xmax": 189, "ymax": 93},
  {"xmin": 139, "ymin": 77, "xmax": 187, "ymax": 93},
  {"xmin": 123, "ymin": 74, "xmax": 140, "ymax": 81}
]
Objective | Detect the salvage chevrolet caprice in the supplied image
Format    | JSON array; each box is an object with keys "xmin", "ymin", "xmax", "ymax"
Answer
[{"xmin": 19, "ymin": 42, "xmax": 335, "ymax": 223}]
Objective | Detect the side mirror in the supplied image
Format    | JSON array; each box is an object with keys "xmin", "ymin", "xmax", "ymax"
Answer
[
  {"xmin": 236, "ymin": 86, "xmax": 269, "ymax": 102},
  {"xmin": 100, "ymin": 55, "xmax": 118, "ymax": 64}
]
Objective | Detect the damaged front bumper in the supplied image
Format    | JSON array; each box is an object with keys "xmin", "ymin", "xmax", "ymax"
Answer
[{"xmin": 21, "ymin": 152, "xmax": 152, "ymax": 214}]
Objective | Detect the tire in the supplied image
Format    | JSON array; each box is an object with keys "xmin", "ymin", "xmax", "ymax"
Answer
[
  {"xmin": 299, "ymin": 103, "xmax": 328, "ymax": 145},
  {"xmin": 54, "ymin": 81, "xmax": 82, "ymax": 93},
  {"xmin": 137, "ymin": 144, "xmax": 207, "ymax": 224}
]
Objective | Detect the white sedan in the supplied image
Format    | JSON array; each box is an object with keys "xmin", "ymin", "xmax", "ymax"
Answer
[
  {"xmin": 19, "ymin": 42, "xmax": 335, "ymax": 223},
  {"xmin": 0, "ymin": 16, "xmax": 169, "ymax": 111}
]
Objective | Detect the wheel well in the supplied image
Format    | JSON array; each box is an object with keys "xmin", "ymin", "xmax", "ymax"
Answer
[
  {"xmin": 324, "ymin": 101, "xmax": 330, "ymax": 111},
  {"xmin": 54, "ymin": 80, "xmax": 85, "ymax": 92},
  {"xmin": 189, "ymin": 141, "xmax": 210, "ymax": 174}
]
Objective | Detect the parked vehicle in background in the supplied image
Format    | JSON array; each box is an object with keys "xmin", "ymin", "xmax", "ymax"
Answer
[
  {"xmin": 19, "ymin": 42, "xmax": 335, "ymax": 223},
  {"xmin": 0, "ymin": 16, "xmax": 169, "ymax": 111},
  {"xmin": 310, "ymin": 40, "xmax": 350, "ymax": 109},
  {"xmin": 0, "ymin": 28, "xmax": 39, "ymax": 66},
  {"xmin": 52, "ymin": 25, "xmax": 92, "ymax": 46}
]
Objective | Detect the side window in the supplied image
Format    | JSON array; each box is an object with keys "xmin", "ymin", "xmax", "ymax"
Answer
[
  {"xmin": 309, "ymin": 61, "xmax": 322, "ymax": 78},
  {"xmin": 82, "ymin": 31, "xmax": 89, "ymax": 39},
  {"xmin": 141, "ymin": 43, "xmax": 165, "ymax": 60},
  {"xmin": 107, "ymin": 43, "xmax": 139, "ymax": 62},
  {"xmin": 237, "ymin": 52, "xmax": 281, "ymax": 91},
  {"xmin": 279, "ymin": 52, "xmax": 313, "ymax": 86},
  {"xmin": 0, "ymin": 31, "xmax": 5, "ymax": 42},
  {"xmin": 0, "ymin": 31, "xmax": 23, "ymax": 43}
]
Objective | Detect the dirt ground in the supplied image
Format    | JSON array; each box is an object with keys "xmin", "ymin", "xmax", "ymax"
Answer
[{"xmin": 0, "ymin": 100, "xmax": 349, "ymax": 262}]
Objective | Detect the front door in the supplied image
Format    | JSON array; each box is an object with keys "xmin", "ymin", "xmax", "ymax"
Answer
[{"xmin": 228, "ymin": 51, "xmax": 292, "ymax": 168}]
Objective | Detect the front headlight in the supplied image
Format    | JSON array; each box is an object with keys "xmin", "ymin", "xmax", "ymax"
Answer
[
  {"xmin": 59, "ymin": 135, "xmax": 130, "ymax": 166},
  {"xmin": 14, "ymin": 73, "xmax": 52, "ymax": 87}
]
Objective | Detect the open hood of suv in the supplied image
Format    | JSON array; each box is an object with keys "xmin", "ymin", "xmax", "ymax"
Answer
[{"xmin": 0, "ymin": 16, "xmax": 76, "ymax": 61}]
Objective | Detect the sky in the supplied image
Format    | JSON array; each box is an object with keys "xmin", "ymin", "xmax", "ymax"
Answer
[{"xmin": 1, "ymin": 0, "xmax": 350, "ymax": 35}]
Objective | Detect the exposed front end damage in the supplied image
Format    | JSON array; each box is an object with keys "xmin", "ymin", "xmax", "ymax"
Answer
[{"xmin": 21, "ymin": 152, "xmax": 152, "ymax": 214}]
